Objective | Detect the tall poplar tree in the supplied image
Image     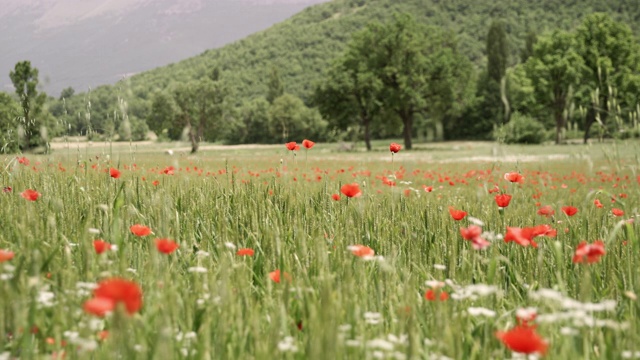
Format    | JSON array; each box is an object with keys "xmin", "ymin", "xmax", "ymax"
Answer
[
  {"xmin": 485, "ymin": 21, "xmax": 509, "ymax": 125},
  {"xmin": 9, "ymin": 61, "xmax": 47, "ymax": 150}
]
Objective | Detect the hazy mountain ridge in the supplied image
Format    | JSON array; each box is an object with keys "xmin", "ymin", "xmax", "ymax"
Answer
[
  {"xmin": 0, "ymin": 0, "xmax": 329, "ymax": 95},
  {"xmin": 119, "ymin": 0, "xmax": 640, "ymax": 108}
]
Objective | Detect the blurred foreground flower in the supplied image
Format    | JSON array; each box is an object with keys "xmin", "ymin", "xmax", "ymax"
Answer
[
  {"xmin": 0, "ymin": 250, "xmax": 14, "ymax": 262},
  {"xmin": 83, "ymin": 278, "xmax": 142, "ymax": 317},
  {"xmin": 573, "ymin": 240, "xmax": 605, "ymax": 264},
  {"xmin": 448, "ymin": 207, "xmax": 467, "ymax": 221},
  {"xmin": 155, "ymin": 238, "xmax": 179, "ymax": 254},
  {"xmin": 348, "ymin": 245, "xmax": 375, "ymax": 258},
  {"xmin": 341, "ymin": 183, "xmax": 362, "ymax": 198},
  {"xmin": 496, "ymin": 323, "xmax": 548, "ymax": 355},
  {"xmin": 21, "ymin": 189, "xmax": 41, "ymax": 201},
  {"xmin": 504, "ymin": 172, "xmax": 525, "ymax": 183},
  {"xmin": 130, "ymin": 224, "xmax": 152, "ymax": 237}
]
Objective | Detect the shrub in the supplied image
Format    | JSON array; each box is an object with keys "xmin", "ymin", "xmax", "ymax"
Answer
[{"xmin": 494, "ymin": 112, "xmax": 546, "ymax": 144}]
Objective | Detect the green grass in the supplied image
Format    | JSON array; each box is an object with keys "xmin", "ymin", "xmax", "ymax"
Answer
[{"xmin": 1, "ymin": 140, "xmax": 639, "ymax": 359}]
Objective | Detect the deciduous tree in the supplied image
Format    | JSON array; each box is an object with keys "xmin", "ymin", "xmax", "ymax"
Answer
[
  {"xmin": 9, "ymin": 61, "xmax": 47, "ymax": 150},
  {"xmin": 526, "ymin": 30, "xmax": 583, "ymax": 144},
  {"xmin": 575, "ymin": 13, "xmax": 640, "ymax": 142}
]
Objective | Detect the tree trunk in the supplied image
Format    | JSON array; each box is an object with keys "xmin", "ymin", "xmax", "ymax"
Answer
[
  {"xmin": 435, "ymin": 119, "xmax": 444, "ymax": 141},
  {"xmin": 23, "ymin": 110, "xmax": 31, "ymax": 150},
  {"xmin": 402, "ymin": 114, "xmax": 413, "ymax": 150},
  {"xmin": 189, "ymin": 127, "xmax": 199, "ymax": 153},
  {"xmin": 555, "ymin": 109, "xmax": 564, "ymax": 145},
  {"xmin": 191, "ymin": 117, "xmax": 206, "ymax": 154},
  {"xmin": 583, "ymin": 106, "xmax": 596, "ymax": 144},
  {"xmin": 363, "ymin": 118, "xmax": 372, "ymax": 151}
]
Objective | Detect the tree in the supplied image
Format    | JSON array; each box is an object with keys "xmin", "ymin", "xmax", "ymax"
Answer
[
  {"xmin": 9, "ymin": 61, "xmax": 47, "ymax": 150},
  {"xmin": 268, "ymin": 93, "xmax": 327, "ymax": 143},
  {"xmin": 485, "ymin": 20, "xmax": 509, "ymax": 125},
  {"xmin": 172, "ymin": 70, "xmax": 231, "ymax": 153},
  {"xmin": 374, "ymin": 14, "xmax": 471, "ymax": 149},
  {"xmin": 520, "ymin": 30, "xmax": 538, "ymax": 63},
  {"xmin": 59, "ymin": 87, "xmax": 75, "ymax": 100},
  {"xmin": 266, "ymin": 67, "xmax": 285, "ymax": 104},
  {"xmin": 268, "ymin": 93, "xmax": 309, "ymax": 142},
  {"xmin": 314, "ymin": 30, "xmax": 382, "ymax": 150},
  {"xmin": 238, "ymin": 97, "xmax": 271, "ymax": 144},
  {"xmin": 505, "ymin": 64, "xmax": 542, "ymax": 120},
  {"xmin": 487, "ymin": 21, "xmax": 509, "ymax": 85},
  {"xmin": 0, "ymin": 92, "xmax": 20, "ymax": 153},
  {"xmin": 575, "ymin": 13, "xmax": 640, "ymax": 143},
  {"xmin": 526, "ymin": 30, "xmax": 583, "ymax": 144},
  {"xmin": 148, "ymin": 92, "xmax": 180, "ymax": 140},
  {"xmin": 316, "ymin": 13, "xmax": 472, "ymax": 149}
]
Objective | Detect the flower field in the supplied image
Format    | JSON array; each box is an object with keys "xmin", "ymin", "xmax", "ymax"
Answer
[{"xmin": 1, "ymin": 141, "xmax": 639, "ymax": 359}]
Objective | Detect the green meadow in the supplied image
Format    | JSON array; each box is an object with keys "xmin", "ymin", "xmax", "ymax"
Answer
[{"xmin": 1, "ymin": 140, "xmax": 639, "ymax": 359}]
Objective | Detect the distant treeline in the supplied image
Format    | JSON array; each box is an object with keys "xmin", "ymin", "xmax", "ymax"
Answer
[{"xmin": 1, "ymin": 0, "xmax": 640, "ymax": 152}]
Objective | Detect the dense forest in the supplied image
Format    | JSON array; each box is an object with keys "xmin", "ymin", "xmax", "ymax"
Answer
[{"xmin": 2, "ymin": 0, "xmax": 640, "ymax": 152}]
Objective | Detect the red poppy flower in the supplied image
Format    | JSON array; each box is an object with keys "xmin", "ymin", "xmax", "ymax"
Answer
[
  {"xmin": 302, "ymin": 139, "xmax": 315, "ymax": 149},
  {"xmin": 269, "ymin": 269, "xmax": 291, "ymax": 283},
  {"xmin": 3, "ymin": 186, "xmax": 11, "ymax": 193},
  {"xmin": 331, "ymin": 193, "xmax": 340, "ymax": 201},
  {"xmin": 424, "ymin": 289, "xmax": 449, "ymax": 301},
  {"xmin": 17, "ymin": 156, "xmax": 30, "ymax": 165},
  {"xmin": 83, "ymin": 297, "xmax": 116, "ymax": 317},
  {"xmin": 460, "ymin": 225, "xmax": 482, "ymax": 240},
  {"xmin": 488, "ymin": 185, "xmax": 500, "ymax": 194},
  {"xmin": 448, "ymin": 207, "xmax": 467, "ymax": 221},
  {"xmin": 20, "ymin": 189, "xmax": 41, "ymax": 201},
  {"xmin": 93, "ymin": 240, "xmax": 111, "ymax": 255},
  {"xmin": 130, "ymin": 224, "xmax": 152, "ymax": 237},
  {"xmin": 285, "ymin": 142, "xmax": 297, "ymax": 151},
  {"xmin": 84, "ymin": 278, "xmax": 142, "ymax": 317},
  {"xmin": 594, "ymin": 199, "xmax": 603, "ymax": 208},
  {"xmin": 472, "ymin": 237, "xmax": 492, "ymax": 250},
  {"xmin": 109, "ymin": 168, "xmax": 121, "ymax": 179},
  {"xmin": 340, "ymin": 183, "xmax": 362, "ymax": 198},
  {"xmin": 423, "ymin": 185, "xmax": 433, "ymax": 192},
  {"xmin": 236, "ymin": 248, "xmax": 255, "ymax": 256},
  {"xmin": 504, "ymin": 172, "xmax": 525, "ymax": 184},
  {"xmin": 389, "ymin": 143, "xmax": 402, "ymax": 153},
  {"xmin": 152, "ymin": 180, "xmax": 160, "ymax": 186},
  {"xmin": 529, "ymin": 224, "xmax": 557, "ymax": 238},
  {"xmin": 0, "ymin": 250, "xmax": 15, "ymax": 262},
  {"xmin": 495, "ymin": 194, "xmax": 512, "ymax": 208},
  {"xmin": 561, "ymin": 206, "xmax": 578, "ymax": 216},
  {"xmin": 381, "ymin": 176, "xmax": 396, "ymax": 187},
  {"xmin": 348, "ymin": 245, "xmax": 375, "ymax": 258},
  {"xmin": 459, "ymin": 225, "xmax": 491, "ymax": 249},
  {"xmin": 572, "ymin": 240, "xmax": 606, "ymax": 264},
  {"xmin": 504, "ymin": 227, "xmax": 537, "ymax": 248},
  {"xmin": 155, "ymin": 238, "xmax": 179, "ymax": 254},
  {"xmin": 496, "ymin": 324, "xmax": 548, "ymax": 355},
  {"xmin": 162, "ymin": 166, "xmax": 175, "ymax": 175},
  {"xmin": 612, "ymin": 208, "xmax": 624, "ymax": 217},
  {"xmin": 536, "ymin": 205, "xmax": 555, "ymax": 217}
]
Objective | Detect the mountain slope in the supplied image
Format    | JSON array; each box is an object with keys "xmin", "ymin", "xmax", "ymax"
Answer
[
  {"xmin": 119, "ymin": 0, "xmax": 640, "ymax": 105},
  {"xmin": 0, "ymin": 0, "xmax": 329, "ymax": 95}
]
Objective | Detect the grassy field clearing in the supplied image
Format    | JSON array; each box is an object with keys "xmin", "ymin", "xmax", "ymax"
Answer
[{"xmin": 1, "ymin": 140, "xmax": 639, "ymax": 359}]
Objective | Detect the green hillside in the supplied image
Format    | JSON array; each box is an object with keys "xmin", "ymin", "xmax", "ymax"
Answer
[
  {"xmin": 125, "ymin": 0, "xmax": 640, "ymax": 102},
  {"xmin": 41, "ymin": 0, "xmax": 640, "ymax": 144}
]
